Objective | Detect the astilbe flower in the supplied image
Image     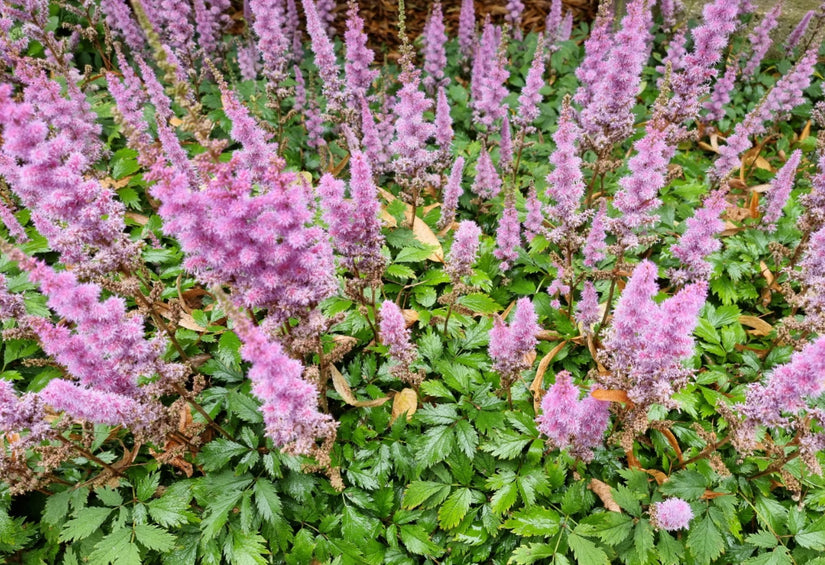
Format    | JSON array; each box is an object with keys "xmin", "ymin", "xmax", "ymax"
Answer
[
  {"xmin": 785, "ymin": 10, "xmax": 814, "ymax": 54},
  {"xmin": 557, "ymin": 12, "xmax": 573, "ymax": 43},
  {"xmin": 286, "ymin": 0, "xmax": 303, "ymax": 61},
  {"xmin": 472, "ymin": 148, "xmax": 502, "ymax": 200},
  {"xmin": 545, "ymin": 98, "xmax": 585, "ymax": 242},
  {"xmin": 318, "ymin": 150, "xmax": 385, "ymax": 277},
  {"xmin": 294, "ymin": 64, "xmax": 307, "ymax": 110},
  {"xmin": 434, "ymin": 86, "xmax": 454, "ymax": 155},
  {"xmin": 762, "ymin": 150, "xmax": 802, "ymax": 231},
  {"xmin": 736, "ymin": 336, "xmax": 825, "ymax": 452},
  {"xmin": 306, "ymin": 95, "xmax": 326, "ymax": 149},
  {"xmin": 471, "ymin": 20, "xmax": 509, "ymax": 128},
  {"xmin": 457, "ymin": 0, "xmax": 475, "ymax": 62},
  {"xmin": 221, "ymin": 83, "xmax": 282, "ymax": 182},
  {"xmin": 108, "ymin": 50, "xmax": 160, "ymax": 168},
  {"xmin": 344, "ymin": 1, "xmax": 378, "ymax": 104},
  {"xmin": 379, "ymin": 301, "xmax": 420, "ymax": 385},
  {"xmin": 602, "ymin": 261, "xmax": 707, "ymax": 408},
  {"xmin": 390, "ymin": 38, "xmax": 436, "ymax": 185},
  {"xmin": 544, "ymin": 0, "xmax": 562, "ymax": 44},
  {"xmin": 148, "ymin": 87, "xmax": 337, "ymax": 325},
  {"xmin": 505, "ymin": 0, "xmax": 525, "ymax": 40},
  {"xmin": 499, "ymin": 115, "xmax": 513, "ymax": 172},
  {"xmin": 0, "ymin": 77, "xmax": 138, "ymax": 275},
  {"xmin": 438, "ymin": 156, "xmax": 465, "ymax": 230},
  {"xmin": 249, "ymin": 0, "xmax": 290, "ymax": 92},
  {"xmin": 583, "ymin": 201, "xmax": 607, "ymax": 267},
  {"xmin": 316, "ymin": 0, "xmax": 336, "ymax": 32},
  {"xmin": 578, "ymin": 0, "xmax": 652, "ymax": 151},
  {"xmin": 193, "ymin": 0, "xmax": 229, "ymax": 59},
  {"xmin": 360, "ymin": 97, "xmax": 389, "ymax": 172},
  {"xmin": 704, "ymin": 62, "xmax": 737, "ymax": 123},
  {"xmin": 546, "ymin": 264, "xmax": 571, "ymax": 309},
  {"xmin": 796, "ymin": 227, "xmax": 825, "ymax": 329},
  {"xmin": 536, "ymin": 371, "xmax": 610, "ymax": 461},
  {"xmin": 489, "ymin": 298, "xmax": 540, "ymax": 387},
  {"xmin": 301, "ymin": 0, "xmax": 345, "ymax": 113},
  {"xmin": 742, "ymin": 3, "xmax": 782, "ymax": 79},
  {"xmin": 573, "ymin": 2, "xmax": 614, "ymax": 111},
  {"xmin": 657, "ymin": 28, "xmax": 687, "ymax": 80},
  {"xmin": 422, "ymin": 2, "xmax": 447, "ymax": 93},
  {"xmin": 712, "ymin": 48, "xmax": 817, "ymax": 180},
  {"xmin": 660, "ymin": 0, "xmax": 684, "ymax": 28},
  {"xmin": 523, "ymin": 185, "xmax": 545, "ymax": 242},
  {"xmin": 576, "ymin": 281, "xmax": 600, "ymax": 331},
  {"xmin": 445, "ymin": 220, "xmax": 482, "ymax": 283},
  {"xmin": 495, "ymin": 190, "xmax": 521, "ymax": 271},
  {"xmin": 670, "ymin": 189, "xmax": 727, "ymax": 284},
  {"xmin": 230, "ymin": 308, "xmax": 337, "ymax": 455},
  {"xmin": 0, "ymin": 379, "xmax": 50, "ymax": 449},
  {"xmin": 515, "ymin": 36, "xmax": 545, "ymax": 130},
  {"xmin": 100, "ymin": 0, "xmax": 146, "ymax": 52},
  {"xmin": 651, "ymin": 499, "xmax": 694, "ymax": 531},
  {"xmin": 149, "ymin": 0, "xmax": 195, "ymax": 54},
  {"xmin": 666, "ymin": 0, "xmax": 743, "ymax": 127}
]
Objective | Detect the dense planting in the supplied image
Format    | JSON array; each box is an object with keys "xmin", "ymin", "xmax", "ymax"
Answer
[{"xmin": 1, "ymin": 0, "xmax": 825, "ymax": 563}]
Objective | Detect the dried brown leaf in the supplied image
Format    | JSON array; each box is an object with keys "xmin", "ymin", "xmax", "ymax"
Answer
[
  {"xmin": 391, "ymin": 388, "xmax": 418, "ymax": 423},
  {"xmin": 330, "ymin": 365, "xmax": 391, "ymax": 407}
]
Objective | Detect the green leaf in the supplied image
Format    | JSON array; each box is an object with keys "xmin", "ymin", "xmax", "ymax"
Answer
[
  {"xmin": 416, "ymin": 403, "xmax": 459, "ymax": 425},
  {"xmin": 395, "ymin": 246, "xmax": 438, "ymax": 263},
  {"xmin": 134, "ymin": 524, "xmax": 176, "ymax": 552},
  {"xmin": 253, "ymin": 479, "xmax": 282, "ymax": 525},
  {"xmin": 509, "ymin": 543, "xmax": 558, "ymax": 565},
  {"xmin": 482, "ymin": 429, "xmax": 531, "ymax": 459},
  {"xmin": 342, "ymin": 505, "xmax": 380, "ymax": 540},
  {"xmin": 96, "ymin": 488, "xmax": 123, "ymax": 507},
  {"xmin": 438, "ymin": 488, "xmax": 473, "ymax": 530},
  {"xmin": 457, "ymin": 293, "xmax": 502, "ymax": 314},
  {"xmin": 796, "ymin": 517, "xmax": 825, "ymax": 550},
  {"xmin": 503, "ymin": 507, "xmax": 560, "ymax": 537},
  {"xmin": 402, "ymin": 481, "xmax": 451, "ymax": 510},
  {"xmin": 687, "ymin": 515, "xmax": 725, "ymax": 565},
  {"xmin": 746, "ymin": 530, "xmax": 778, "ymax": 549},
  {"xmin": 43, "ymin": 490, "xmax": 73, "ymax": 526},
  {"xmin": 611, "ymin": 485, "xmax": 642, "ymax": 517},
  {"xmin": 59, "ymin": 507, "xmax": 113, "ymax": 542},
  {"xmin": 415, "ymin": 425, "xmax": 454, "ymax": 468},
  {"xmin": 88, "ymin": 528, "xmax": 141, "ymax": 565},
  {"xmin": 454, "ymin": 419, "xmax": 479, "ymax": 458},
  {"xmin": 743, "ymin": 547, "xmax": 793, "ymax": 565},
  {"xmin": 580, "ymin": 513, "xmax": 634, "ymax": 546},
  {"xmin": 201, "ymin": 490, "xmax": 244, "ymax": 540},
  {"xmin": 491, "ymin": 482, "xmax": 519, "ymax": 515},
  {"xmin": 198, "ymin": 439, "xmax": 249, "ymax": 471},
  {"xmin": 147, "ymin": 484, "xmax": 192, "ymax": 528},
  {"xmin": 399, "ymin": 524, "xmax": 444, "ymax": 557},
  {"xmin": 228, "ymin": 529, "xmax": 269, "ymax": 565},
  {"xmin": 567, "ymin": 533, "xmax": 609, "ymax": 565},
  {"xmin": 226, "ymin": 390, "xmax": 263, "ymax": 423},
  {"xmin": 136, "ymin": 474, "xmax": 160, "ymax": 502},
  {"xmin": 660, "ymin": 470, "xmax": 708, "ymax": 501}
]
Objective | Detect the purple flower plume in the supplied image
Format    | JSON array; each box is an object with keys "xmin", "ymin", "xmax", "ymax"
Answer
[
  {"xmin": 545, "ymin": 98, "xmax": 585, "ymax": 242},
  {"xmin": 652, "ymin": 499, "xmax": 694, "ymax": 531},
  {"xmin": 344, "ymin": 1, "xmax": 378, "ymax": 104},
  {"xmin": 536, "ymin": 371, "xmax": 610, "ymax": 461},
  {"xmin": 472, "ymin": 148, "xmax": 502, "ymax": 200},
  {"xmin": 495, "ymin": 190, "xmax": 521, "ymax": 271},
  {"xmin": 704, "ymin": 63, "xmax": 737, "ymax": 123},
  {"xmin": 301, "ymin": 0, "xmax": 345, "ymax": 113},
  {"xmin": 458, "ymin": 0, "xmax": 476, "ymax": 62},
  {"xmin": 574, "ymin": 2, "xmax": 614, "ymax": 111},
  {"xmin": 471, "ymin": 20, "xmax": 509, "ymax": 128},
  {"xmin": 524, "ymin": 184, "xmax": 545, "ymax": 242},
  {"xmin": 505, "ymin": 0, "xmax": 525, "ymax": 40},
  {"xmin": 434, "ymin": 86, "xmax": 454, "ymax": 155},
  {"xmin": 379, "ymin": 300, "xmax": 419, "ymax": 383},
  {"xmin": 670, "ymin": 189, "xmax": 727, "ymax": 284},
  {"xmin": 489, "ymin": 297, "xmax": 541, "ymax": 386},
  {"xmin": 762, "ymin": 150, "xmax": 802, "ymax": 231},
  {"xmin": 445, "ymin": 220, "xmax": 482, "ymax": 282},
  {"xmin": 576, "ymin": 281, "xmax": 601, "ymax": 331},
  {"xmin": 544, "ymin": 0, "xmax": 562, "ymax": 45},
  {"xmin": 100, "ymin": 0, "xmax": 147, "ymax": 52},
  {"xmin": 742, "ymin": 3, "xmax": 781, "ymax": 79},
  {"xmin": 515, "ymin": 36, "xmax": 545, "ymax": 130},
  {"xmin": 439, "ymin": 156, "xmax": 465, "ymax": 230},
  {"xmin": 422, "ymin": 2, "xmax": 448, "ymax": 93},
  {"xmin": 785, "ymin": 10, "xmax": 814, "ymax": 54},
  {"xmin": 583, "ymin": 201, "xmax": 608, "ymax": 267}
]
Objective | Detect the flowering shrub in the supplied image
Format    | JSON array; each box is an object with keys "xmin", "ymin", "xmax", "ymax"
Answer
[{"xmin": 0, "ymin": 0, "xmax": 824, "ymax": 563}]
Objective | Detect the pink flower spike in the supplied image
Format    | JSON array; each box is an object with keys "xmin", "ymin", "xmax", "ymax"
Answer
[{"xmin": 652, "ymin": 499, "xmax": 694, "ymax": 531}]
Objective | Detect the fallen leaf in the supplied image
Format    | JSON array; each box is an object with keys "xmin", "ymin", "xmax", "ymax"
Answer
[
  {"xmin": 800, "ymin": 120, "xmax": 811, "ymax": 142},
  {"xmin": 536, "ymin": 330, "xmax": 563, "ymax": 341},
  {"xmin": 378, "ymin": 188, "xmax": 444, "ymax": 262},
  {"xmin": 125, "ymin": 212, "xmax": 150, "ymax": 225},
  {"xmin": 588, "ymin": 478, "xmax": 622, "ymax": 512},
  {"xmin": 154, "ymin": 302, "xmax": 207, "ymax": 332},
  {"xmin": 739, "ymin": 315, "xmax": 773, "ymax": 336},
  {"xmin": 523, "ymin": 350, "xmax": 537, "ymax": 367},
  {"xmin": 391, "ymin": 388, "xmax": 418, "ymax": 423},
  {"xmin": 591, "ymin": 389, "xmax": 632, "ymax": 405},
  {"xmin": 700, "ymin": 490, "xmax": 731, "ymax": 500},
  {"xmin": 645, "ymin": 469, "xmax": 668, "ymax": 485},
  {"xmin": 530, "ymin": 341, "xmax": 568, "ymax": 413},
  {"xmin": 330, "ymin": 365, "xmax": 391, "ymax": 408},
  {"xmin": 402, "ymin": 309, "xmax": 419, "ymax": 328}
]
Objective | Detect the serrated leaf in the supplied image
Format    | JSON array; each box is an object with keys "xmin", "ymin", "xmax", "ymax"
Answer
[
  {"xmin": 416, "ymin": 403, "xmax": 457, "ymax": 425},
  {"xmin": 136, "ymin": 474, "xmax": 160, "ymax": 502},
  {"xmin": 688, "ymin": 515, "xmax": 725, "ymax": 565},
  {"xmin": 134, "ymin": 524, "xmax": 175, "ymax": 552},
  {"xmin": 580, "ymin": 513, "xmax": 634, "ymax": 546},
  {"xmin": 147, "ymin": 484, "xmax": 192, "ymax": 528},
  {"xmin": 59, "ymin": 507, "xmax": 113, "ymax": 542},
  {"xmin": 415, "ymin": 425, "xmax": 454, "ymax": 468},
  {"xmin": 43, "ymin": 490, "xmax": 72, "ymax": 526},
  {"xmin": 457, "ymin": 293, "xmax": 502, "ymax": 314},
  {"xmin": 198, "ymin": 439, "xmax": 248, "ymax": 471},
  {"xmin": 660, "ymin": 470, "xmax": 707, "ymax": 501},
  {"xmin": 568, "ymin": 533, "xmax": 609, "ymax": 565},
  {"xmin": 491, "ymin": 482, "xmax": 519, "ymax": 515},
  {"xmin": 796, "ymin": 516, "xmax": 825, "ymax": 550},
  {"xmin": 87, "ymin": 528, "xmax": 141, "ymax": 565},
  {"xmin": 201, "ymin": 491, "xmax": 243, "ymax": 540},
  {"xmin": 503, "ymin": 507, "xmax": 560, "ymax": 537},
  {"xmin": 395, "ymin": 246, "xmax": 438, "ymax": 263},
  {"xmin": 402, "ymin": 481, "xmax": 451, "ymax": 510},
  {"xmin": 342, "ymin": 505, "xmax": 380, "ymax": 540},
  {"xmin": 454, "ymin": 419, "xmax": 479, "ymax": 458},
  {"xmin": 482, "ymin": 429, "xmax": 530, "ymax": 459},
  {"xmin": 611, "ymin": 485, "xmax": 642, "ymax": 517},
  {"xmin": 743, "ymin": 546, "xmax": 793, "ymax": 565},
  {"xmin": 226, "ymin": 390, "xmax": 263, "ymax": 423},
  {"xmin": 229, "ymin": 529, "xmax": 269, "ymax": 565},
  {"xmin": 508, "ymin": 542, "xmax": 557, "ymax": 564},
  {"xmin": 253, "ymin": 479, "xmax": 282, "ymax": 525},
  {"xmin": 746, "ymin": 530, "xmax": 778, "ymax": 549},
  {"xmin": 399, "ymin": 524, "xmax": 444, "ymax": 557},
  {"xmin": 438, "ymin": 488, "xmax": 473, "ymax": 530}
]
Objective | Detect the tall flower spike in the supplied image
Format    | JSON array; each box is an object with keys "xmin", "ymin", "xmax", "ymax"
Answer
[
  {"xmin": 471, "ymin": 20, "xmax": 509, "ymax": 128},
  {"xmin": 379, "ymin": 300, "xmax": 420, "ymax": 385},
  {"xmin": 545, "ymin": 97, "xmax": 585, "ymax": 242},
  {"xmin": 544, "ymin": 0, "xmax": 562, "ymax": 44},
  {"xmin": 229, "ymin": 305, "xmax": 337, "ymax": 455},
  {"xmin": 505, "ymin": 0, "xmax": 525, "ymax": 40},
  {"xmin": 604, "ymin": 260, "xmax": 659, "ymax": 373},
  {"xmin": 515, "ymin": 36, "xmax": 545, "ymax": 130},
  {"xmin": 301, "ymin": 0, "xmax": 345, "ymax": 113},
  {"xmin": 742, "ymin": 3, "xmax": 782, "ymax": 79},
  {"xmin": 100, "ymin": 0, "xmax": 147, "ymax": 52},
  {"xmin": 574, "ymin": 1, "xmax": 614, "ymax": 110},
  {"xmin": 785, "ymin": 10, "xmax": 814, "ymax": 54},
  {"xmin": 576, "ymin": 282, "xmax": 600, "ymax": 331},
  {"xmin": 524, "ymin": 184, "xmax": 545, "ymax": 242},
  {"xmin": 445, "ymin": 220, "xmax": 482, "ymax": 282},
  {"xmin": 344, "ymin": 0, "xmax": 378, "ymax": 104},
  {"xmin": 488, "ymin": 298, "xmax": 540, "ymax": 386},
  {"xmin": 499, "ymin": 114, "xmax": 513, "ymax": 173},
  {"xmin": 422, "ymin": 2, "xmax": 448, "ymax": 93},
  {"xmin": 193, "ymin": 0, "xmax": 230, "ymax": 59},
  {"xmin": 762, "ymin": 150, "xmax": 802, "ymax": 231},
  {"xmin": 360, "ymin": 97, "xmax": 388, "ymax": 171},
  {"xmin": 583, "ymin": 201, "xmax": 607, "ymax": 267},
  {"xmin": 557, "ymin": 12, "xmax": 573, "ymax": 43},
  {"xmin": 495, "ymin": 189, "xmax": 521, "ymax": 271},
  {"xmin": 704, "ymin": 63, "xmax": 737, "ymax": 123},
  {"xmin": 472, "ymin": 148, "xmax": 502, "ymax": 200},
  {"xmin": 249, "ymin": 0, "xmax": 290, "ymax": 93},
  {"xmin": 670, "ymin": 189, "xmax": 727, "ymax": 284},
  {"xmin": 434, "ymin": 86, "xmax": 454, "ymax": 155},
  {"xmin": 458, "ymin": 0, "xmax": 475, "ymax": 62},
  {"xmin": 439, "ymin": 156, "xmax": 465, "ymax": 230}
]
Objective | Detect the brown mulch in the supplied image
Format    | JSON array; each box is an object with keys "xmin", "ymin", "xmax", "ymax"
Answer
[{"xmin": 330, "ymin": 0, "xmax": 598, "ymax": 56}]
